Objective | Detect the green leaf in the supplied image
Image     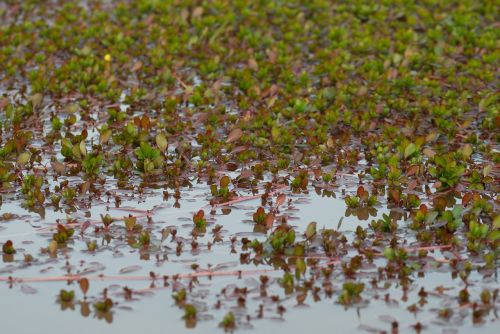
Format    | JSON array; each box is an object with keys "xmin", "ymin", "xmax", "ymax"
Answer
[
  {"xmin": 31, "ymin": 93, "xmax": 43, "ymax": 111},
  {"xmin": 425, "ymin": 211, "xmax": 439, "ymax": 225},
  {"xmin": 17, "ymin": 152, "xmax": 31, "ymax": 165},
  {"xmin": 61, "ymin": 138, "xmax": 73, "ymax": 158},
  {"xmin": 72, "ymin": 144, "xmax": 81, "ymax": 160},
  {"xmin": 493, "ymin": 215, "xmax": 500, "ymax": 230},
  {"xmin": 488, "ymin": 230, "xmax": 500, "ymax": 242},
  {"xmin": 100, "ymin": 129, "xmax": 112, "ymax": 144},
  {"xmin": 155, "ymin": 133, "xmax": 168, "ymax": 152},
  {"xmin": 295, "ymin": 258, "xmax": 306, "ymax": 277},
  {"xmin": 483, "ymin": 165, "xmax": 492, "ymax": 177},
  {"xmin": 79, "ymin": 141, "xmax": 87, "ymax": 157},
  {"xmin": 404, "ymin": 143, "xmax": 417, "ymax": 159},
  {"xmin": 161, "ymin": 228, "xmax": 171, "ymax": 243},
  {"xmin": 384, "ymin": 247, "xmax": 395, "ymax": 261},
  {"xmin": 452, "ymin": 205, "xmax": 462, "ymax": 219},
  {"xmin": 462, "ymin": 144, "xmax": 473, "ymax": 160},
  {"xmin": 304, "ymin": 221, "xmax": 317, "ymax": 240}
]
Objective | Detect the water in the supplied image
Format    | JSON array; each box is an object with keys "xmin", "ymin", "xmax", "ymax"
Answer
[{"xmin": 1, "ymin": 178, "xmax": 498, "ymax": 333}]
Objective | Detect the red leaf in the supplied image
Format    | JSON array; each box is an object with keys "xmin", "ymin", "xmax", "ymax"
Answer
[{"xmin": 80, "ymin": 221, "xmax": 91, "ymax": 234}]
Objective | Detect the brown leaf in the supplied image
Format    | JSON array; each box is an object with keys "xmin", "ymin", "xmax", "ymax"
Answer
[
  {"xmin": 227, "ymin": 128, "xmax": 242, "ymax": 143},
  {"xmin": 196, "ymin": 112, "xmax": 209, "ymax": 124},
  {"xmin": 312, "ymin": 169, "xmax": 321, "ymax": 178},
  {"xmin": 230, "ymin": 145, "xmax": 248, "ymax": 155},
  {"xmin": 269, "ymin": 84, "xmax": 279, "ymax": 96},
  {"xmin": 79, "ymin": 278, "xmax": 89, "ymax": 295},
  {"xmin": 242, "ymin": 110, "xmax": 253, "ymax": 122},
  {"xmin": 192, "ymin": 6, "xmax": 204, "ymax": 18},
  {"xmin": 296, "ymin": 293, "xmax": 307, "ymax": 304},
  {"xmin": 462, "ymin": 192, "xmax": 473, "ymax": 206},
  {"xmin": 220, "ymin": 175, "xmax": 230, "ymax": 188},
  {"xmin": 99, "ymin": 129, "xmax": 111, "ymax": 144},
  {"xmin": 80, "ymin": 181, "xmax": 90, "ymax": 195},
  {"xmin": 425, "ymin": 185, "xmax": 432, "ymax": 196},
  {"xmin": 49, "ymin": 240, "xmax": 57, "ymax": 255},
  {"xmin": 407, "ymin": 179, "xmax": 418, "ymax": 192},
  {"xmin": 140, "ymin": 115, "xmax": 151, "ymax": 129},
  {"xmin": 356, "ymin": 186, "xmax": 368, "ymax": 200},
  {"xmin": 264, "ymin": 213, "xmax": 275, "ymax": 229},
  {"xmin": 423, "ymin": 148, "xmax": 436, "ymax": 158},
  {"xmin": 212, "ymin": 78, "xmax": 223, "ymax": 92},
  {"xmin": 239, "ymin": 169, "xmax": 253, "ymax": 179},
  {"xmin": 267, "ymin": 49, "xmax": 277, "ymax": 63},
  {"xmin": 425, "ymin": 132, "xmax": 438, "ymax": 143},
  {"xmin": 248, "ymin": 58, "xmax": 258, "ymax": 71},
  {"xmin": 31, "ymin": 93, "xmax": 43, "ymax": 111},
  {"xmin": 0, "ymin": 97, "xmax": 8, "ymax": 109},
  {"xmin": 390, "ymin": 190, "xmax": 400, "ymax": 203},
  {"xmin": 131, "ymin": 61, "xmax": 143, "ymax": 72},
  {"xmin": 275, "ymin": 193, "xmax": 286, "ymax": 208},
  {"xmin": 407, "ymin": 165, "xmax": 419, "ymax": 176}
]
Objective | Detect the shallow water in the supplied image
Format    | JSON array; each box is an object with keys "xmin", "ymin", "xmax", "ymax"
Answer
[{"xmin": 1, "ymin": 180, "xmax": 498, "ymax": 333}]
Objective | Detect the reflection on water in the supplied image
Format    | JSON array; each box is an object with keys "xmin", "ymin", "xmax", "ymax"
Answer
[{"xmin": 1, "ymin": 178, "xmax": 498, "ymax": 333}]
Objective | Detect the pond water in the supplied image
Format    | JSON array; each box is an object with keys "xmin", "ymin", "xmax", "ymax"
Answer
[{"xmin": 1, "ymin": 178, "xmax": 498, "ymax": 333}]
